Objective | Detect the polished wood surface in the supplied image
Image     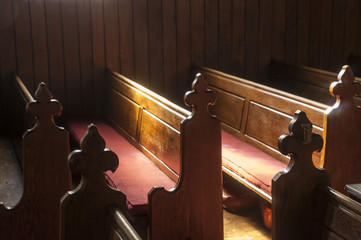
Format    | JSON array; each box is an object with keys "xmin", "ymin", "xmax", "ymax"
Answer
[
  {"xmin": 194, "ymin": 65, "xmax": 327, "ymax": 201},
  {"xmin": 273, "ymin": 110, "xmax": 329, "ymax": 240},
  {"xmin": 0, "ymin": 82, "xmax": 71, "ymax": 239},
  {"xmin": 104, "ymin": 69, "xmax": 190, "ymax": 181},
  {"xmin": 323, "ymin": 66, "xmax": 361, "ymax": 193},
  {"xmin": 61, "ymin": 125, "xmax": 126, "ymax": 240},
  {"xmin": 148, "ymin": 73, "xmax": 223, "ymax": 240}
]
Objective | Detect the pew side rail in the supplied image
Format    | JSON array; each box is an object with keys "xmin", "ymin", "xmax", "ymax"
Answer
[
  {"xmin": 0, "ymin": 78, "xmax": 71, "ymax": 239},
  {"xmin": 190, "ymin": 64, "xmax": 328, "ymax": 205},
  {"xmin": 272, "ymin": 110, "xmax": 361, "ymax": 240},
  {"xmin": 266, "ymin": 59, "xmax": 361, "ymax": 106},
  {"xmin": 61, "ymin": 74, "xmax": 223, "ymax": 240},
  {"xmin": 65, "ymin": 68, "xmax": 192, "ymax": 217}
]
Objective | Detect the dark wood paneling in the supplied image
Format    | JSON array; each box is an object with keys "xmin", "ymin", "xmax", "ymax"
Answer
[
  {"xmin": 77, "ymin": 0, "xmax": 93, "ymax": 116},
  {"xmin": 205, "ymin": 0, "xmax": 218, "ymax": 69},
  {"xmin": 296, "ymin": 0, "xmax": 310, "ymax": 66},
  {"xmin": 29, "ymin": 0, "xmax": 49, "ymax": 86},
  {"xmin": 104, "ymin": 0, "xmax": 120, "ymax": 73},
  {"xmin": 119, "ymin": 0, "xmax": 134, "ymax": 79},
  {"xmin": 61, "ymin": 0, "xmax": 81, "ymax": 116},
  {"xmin": 272, "ymin": 0, "xmax": 285, "ymax": 62},
  {"xmin": 309, "ymin": 0, "xmax": 321, "ymax": 68},
  {"xmin": 13, "ymin": 0, "xmax": 35, "ymax": 93},
  {"xmin": 90, "ymin": 0, "xmax": 106, "ymax": 116},
  {"xmin": 330, "ymin": 0, "xmax": 346, "ymax": 71},
  {"xmin": 148, "ymin": 0, "xmax": 164, "ymax": 93},
  {"xmin": 284, "ymin": 0, "xmax": 297, "ymax": 64},
  {"xmin": 245, "ymin": 0, "xmax": 259, "ymax": 80},
  {"xmin": 219, "ymin": 0, "xmax": 232, "ymax": 74},
  {"xmin": 191, "ymin": 0, "xmax": 205, "ymax": 66},
  {"xmin": 2, "ymin": 0, "xmax": 361, "ymax": 117},
  {"xmin": 133, "ymin": 0, "xmax": 149, "ymax": 85},
  {"xmin": 232, "ymin": 0, "xmax": 245, "ymax": 76},
  {"xmin": 162, "ymin": 0, "xmax": 177, "ymax": 100},
  {"xmin": 176, "ymin": 0, "xmax": 191, "ymax": 101},
  {"xmin": 259, "ymin": 0, "xmax": 272, "ymax": 77},
  {"xmin": 319, "ymin": 0, "xmax": 333, "ymax": 70}
]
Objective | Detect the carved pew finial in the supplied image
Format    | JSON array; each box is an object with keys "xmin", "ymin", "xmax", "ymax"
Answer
[
  {"xmin": 0, "ymin": 82, "xmax": 70, "ymax": 239},
  {"xmin": 149, "ymin": 73, "xmax": 223, "ymax": 240},
  {"xmin": 272, "ymin": 110, "xmax": 329, "ymax": 240},
  {"xmin": 323, "ymin": 66, "xmax": 361, "ymax": 193},
  {"xmin": 61, "ymin": 124, "xmax": 126, "ymax": 240},
  {"xmin": 329, "ymin": 65, "xmax": 361, "ymax": 108},
  {"xmin": 26, "ymin": 82, "xmax": 62, "ymax": 127}
]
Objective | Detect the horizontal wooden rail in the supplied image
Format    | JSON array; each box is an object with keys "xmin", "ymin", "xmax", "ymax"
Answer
[{"xmin": 112, "ymin": 209, "xmax": 142, "ymax": 240}]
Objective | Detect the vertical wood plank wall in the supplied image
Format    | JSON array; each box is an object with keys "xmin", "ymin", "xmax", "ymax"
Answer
[{"xmin": 1, "ymin": 0, "xmax": 361, "ymax": 124}]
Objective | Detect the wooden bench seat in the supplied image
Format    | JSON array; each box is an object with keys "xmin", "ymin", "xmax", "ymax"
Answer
[
  {"xmin": 222, "ymin": 130, "xmax": 286, "ymax": 196},
  {"xmin": 67, "ymin": 119, "xmax": 175, "ymax": 215}
]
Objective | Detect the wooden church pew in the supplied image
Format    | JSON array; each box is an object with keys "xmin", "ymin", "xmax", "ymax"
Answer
[
  {"xmin": 65, "ymin": 69, "xmax": 192, "ymax": 216},
  {"xmin": 191, "ymin": 65, "xmax": 328, "ymax": 206},
  {"xmin": 0, "ymin": 76, "xmax": 71, "ymax": 239},
  {"xmin": 61, "ymin": 74, "xmax": 223, "ymax": 239},
  {"xmin": 273, "ymin": 110, "xmax": 361, "ymax": 240}
]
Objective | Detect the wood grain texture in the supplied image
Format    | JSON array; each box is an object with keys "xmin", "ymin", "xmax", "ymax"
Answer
[
  {"xmin": 61, "ymin": 125, "xmax": 126, "ymax": 240},
  {"xmin": 133, "ymin": 0, "xmax": 149, "ymax": 85},
  {"xmin": 204, "ymin": 0, "xmax": 218, "ymax": 69},
  {"xmin": 29, "ymin": 0, "xmax": 49, "ymax": 86},
  {"xmin": 77, "ymin": 0, "xmax": 94, "ymax": 116},
  {"xmin": 245, "ymin": 0, "xmax": 259, "ymax": 80},
  {"xmin": 148, "ymin": 0, "xmax": 164, "ymax": 93},
  {"xmin": 61, "ymin": 0, "xmax": 81, "ymax": 116},
  {"xmin": 272, "ymin": 110, "xmax": 329, "ymax": 240},
  {"xmin": 232, "ymin": 0, "xmax": 245, "ymax": 76},
  {"xmin": 0, "ymin": 83, "xmax": 71, "ymax": 239},
  {"xmin": 149, "ymin": 74, "xmax": 223, "ymax": 240},
  {"xmin": 104, "ymin": 0, "xmax": 121, "ymax": 73},
  {"xmin": 296, "ymin": 0, "xmax": 310, "ymax": 66},
  {"xmin": 90, "ymin": 0, "xmax": 106, "ymax": 116},
  {"xmin": 162, "ymin": 0, "xmax": 177, "ymax": 100},
  {"xmin": 323, "ymin": 66, "xmax": 361, "ymax": 193},
  {"xmin": 45, "ymin": 0, "xmax": 66, "ymax": 110},
  {"xmin": 119, "ymin": 0, "xmax": 134, "ymax": 79},
  {"xmin": 219, "ymin": 0, "xmax": 232, "ymax": 74}
]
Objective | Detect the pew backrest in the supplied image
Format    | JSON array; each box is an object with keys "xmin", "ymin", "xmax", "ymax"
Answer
[
  {"xmin": 104, "ymin": 69, "xmax": 190, "ymax": 181},
  {"xmin": 192, "ymin": 65, "xmax": 328, "ymax": 167}
]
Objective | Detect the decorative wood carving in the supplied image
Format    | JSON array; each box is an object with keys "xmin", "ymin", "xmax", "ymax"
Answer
[
  {"xmin": 0, "ymin": 82, "xmax": 71, "ymax": 239},
  {"xmin": 272, "ymin": 110, "xmax": 330, "ymax": 240},
  {"xmin": 323, "ymin": 66, "xmax": 361, "ymax": 193},
  {"xmin": 60, "ymin": 124, "xmax": 126, "ymax": 240},
  {"xmin": 148, "ymin": 73, "xmax": 223, "ymax": 240}
]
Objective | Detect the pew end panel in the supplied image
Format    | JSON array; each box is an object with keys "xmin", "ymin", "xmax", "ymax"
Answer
[
  {"xmin": 323, "ymin": 66, "xmax": 361, "ymax": 193},
  {"xmin": 272, "ymin": 110, "xmax": 329, "ymax": 240},
  {"xmin": 148, "ymin": 74, "xmax": 223, "ymax": 240},
  {"xmin": 61, "ymin": 125, "xmax": 127, "ymax": 240},
  {"xmin": 0, "ymin": 82, "xmax": 71, "ymax": 239}
]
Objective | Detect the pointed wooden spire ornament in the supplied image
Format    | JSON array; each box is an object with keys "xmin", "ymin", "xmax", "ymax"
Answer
[
  {"xmin": 148, "ymin": 73, "xmax": 223, "ymax": 240},
  {"xmin": 272, "ymin": 110, "xmax": 329, "ymax": 240},
  {"xmin": 60, "ymin": 124, "xmax": 126, "ymax": 240},
  {"xmin": 323, "ymin": 66, "xmax": 361, "ymax": 193},
  {"xmin": 0, "ymin": 82, "xmax": 70, "ymax": 239}
]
